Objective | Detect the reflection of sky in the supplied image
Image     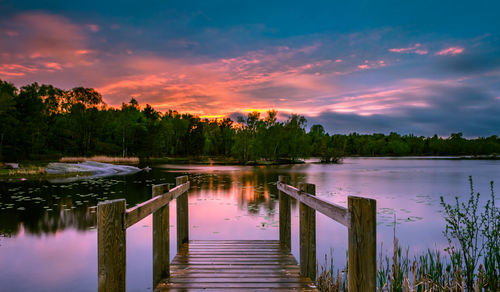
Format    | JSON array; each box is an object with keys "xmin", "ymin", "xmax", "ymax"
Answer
[{"xmin": 0, "ymin": 158, "xmax": 498, "ymax": 291}]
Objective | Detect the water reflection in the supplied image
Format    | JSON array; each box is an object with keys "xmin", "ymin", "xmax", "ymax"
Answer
[{"xmin": 0, "ymin": 158, "xmax": 498, "ymax": 292}]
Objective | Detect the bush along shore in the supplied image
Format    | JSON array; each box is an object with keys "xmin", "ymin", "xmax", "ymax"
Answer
[{"xmin": 316, "ymin": 177, "xmax": 499, "ymax": 292}]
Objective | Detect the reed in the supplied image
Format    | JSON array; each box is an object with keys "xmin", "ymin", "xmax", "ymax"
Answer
[
  {"xmin": 317, "ymin": 179, "xmax": 498, "ymax": 292},
  {"xmin": 59, "ymin": 156, "xmax": 139, "ymax": 164},
  {"xmin": 7, "ymin": 166, "xmax": 46, "ymax": 176},
  {"xmin": 317, "ymin": 239, "xmax": 494, "ymax": 291}
]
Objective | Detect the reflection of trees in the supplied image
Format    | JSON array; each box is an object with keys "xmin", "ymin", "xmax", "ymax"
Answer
[
  {"xmin": 0, "ymin": 168, "xmax": 305, "ymax": 237},
  {"xmin": 188, "ymin": 167, "xmax": 305, "ymax": 216},
  {"xmin": 0, "ymin": 199, "xmax": 97, "ymax": 236}
]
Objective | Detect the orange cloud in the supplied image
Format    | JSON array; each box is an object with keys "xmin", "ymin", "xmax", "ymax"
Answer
[
  {"xmin": 45, "ymin": 62, "xmax": 63, "ymax": 70},
  {"xmin": 0, "ymin": 64, "xmax": 38, "ymax": 77},
  {"xmin": 93, "ymin": 45, "xmax": 341, "ymax": 115}
]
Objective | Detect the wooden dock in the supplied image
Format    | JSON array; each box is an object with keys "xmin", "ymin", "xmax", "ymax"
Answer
[
  {"xmin": 155, "ymin": 240, "xmax": 318, "ymax": 291},
  {"xmin": 97, "ymin": 175, "xmax": 376, "ymax": 292}
]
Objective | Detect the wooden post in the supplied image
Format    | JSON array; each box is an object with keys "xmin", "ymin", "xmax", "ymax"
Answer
[
  {"xmin": 176, "ymin": 176, "xmax": 189, "ymax": 251},
  {"xmin": 299, "ymin": 182, "xmax": 316, "ymax": 281},
  {"xmin": 98, "ymin": 199, "xmax": 126, "ymax": 292},
  {"xmin": 278, "ymin": 175, "xmax": 291, "ymax": 250},
  {"xmin": 348, "ymin": 196, "xmax": 376, "ymax": 292},
  {"xmin": 152, "ymin": 184, "xmax": 171, "ymax": 287}
]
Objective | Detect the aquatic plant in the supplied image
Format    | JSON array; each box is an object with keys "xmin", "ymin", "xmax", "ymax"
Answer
[
  {"xmin": 440, "ymin": 177, "xmax": 499, "ymax": 291},
  {"xmin": 316, "ymin": 178, "xmax": 499, "ymax": 291}
]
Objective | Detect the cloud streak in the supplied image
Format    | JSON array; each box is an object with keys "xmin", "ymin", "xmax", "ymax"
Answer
[
  {"xmin": 435, "ymin": 47, "xmax": 465, "ymax": 56},
  {"xmin": 389, "ymin": 43, "xmax": 428, "ymax": 55}
]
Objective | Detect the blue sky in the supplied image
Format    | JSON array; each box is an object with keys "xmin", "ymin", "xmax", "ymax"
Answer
[{"xmin": 0, "ymin": 0, "xmax": 499, "ymax": 136}]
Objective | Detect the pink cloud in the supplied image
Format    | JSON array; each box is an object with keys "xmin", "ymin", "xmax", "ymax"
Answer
[
  {"xmin": 87, "ymin": 24, "xmax": 100, "ymax": 32},
  {"xmin": 356, "ymin": 60, "xmax": 386, "ymax": 71},
  {"xmin": 0, "ymin": 64, "xmax": 38, "ymax": 77},
  {"xmin": 0, "ymin": 12, "xmax": 99, "ymax": 81},
  {"xmin": 75, "ymin": 50, "xmax": 89, "ymax": 55},
  {"xmin": 435, "ymin": 46, "xmax": 464, "ymax": 56},
  {"xmin": 45, "ymin": 62, "xmax": 63, "ymax": 70},
  {"xmin": 5, "ymin": 30, "xmax": 19, "ymax": 37},
  {"xmin": 389, "ymin": 43, "xmax": 428, "ymax": 55}
]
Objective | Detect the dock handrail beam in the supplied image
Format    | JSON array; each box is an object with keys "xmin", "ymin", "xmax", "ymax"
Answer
[
  {"xmin": 277, "ymin": 175, "xmax": 377, "ymax": 292},
  {"xmin": 97, "ymin": 175, "xmax": 190, "ymax": 292}
]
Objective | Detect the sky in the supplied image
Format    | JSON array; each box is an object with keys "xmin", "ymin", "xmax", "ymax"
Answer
[{"xmin": 0, "ymin": 0, "xmax": 499, "ymax": 136}]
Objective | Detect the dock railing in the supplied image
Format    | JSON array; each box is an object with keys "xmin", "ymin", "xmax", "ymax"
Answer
[
  {"xmin": 277, "ymin": 175, "xmax": 377, "ymax": 291},
  {"xmin": 97, "ymin": 176, "xmax": 190, "ymax": 292}
]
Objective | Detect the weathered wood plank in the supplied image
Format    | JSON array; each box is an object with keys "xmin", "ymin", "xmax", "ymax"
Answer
[
  {"xmin": 170, "ymin": 272, "xmax": 301, "ymax": 277},
  {"xmin": 189, "ymin": 240, "xmax": 279, "ymax": 243},
  {"xmin": 184, "ymin": 247, "xmax": 285, "ymax": 250},
  {"xmin": 98, "ymin": 199, "xmax": 126, "ymax": 292},
  {"xmin": 158, "ymin": 240, "xmax": 318, "ymax": 291},
  {"xmin": 279, "ymin": 175, "xmax": 291, "ymax": 250},
  {"xmin": 187, "ymin": 242, "xmax": 281, "ymax": 245},
  {"xmin": 174, "ymin": 255, "xmax": 295, "ymax": 259},
  {"xmin": 170, "ymin": 264, "xmax": 302, "ymax": 269},
  {"xmin": 168, "ymin": 277, "xmax": 312, "ymax": 283},
  {"xmin": 176, "ymin": 176, "xmax": 189, "ymax": 251},
  {"xmin": 169, "ymin": 268, "xmax": 300, "ymax": 273},
  {"xmin": 125, "ymin": 182, "xmax": 190, "ymax": 228},
  {"xmin": 348, "ymin": 196, "xmax": 376, "ymax": 292},
  {"xmin": 157, "ymin": 282, "xmax": 316, "ymax": 288},
  {"xmin": 171, "ymin": 263, "xmax": 299, "ymax": 267},
  {"xmin": 152, "ymin": 184, "xmax": 170, "ymax": 287},
  {"xmin": 299, "ymin": 183, "xmax": 316, "ymax": 281},
  {"xmin": 277, "ymin": 182, "xmax": 348, "ymax": 226},
  {"xmin": 153, "ymin": 183, "xmax": 172, "ymax": 196},
  {"xmin": 156, "ymin": 289, "xmax": 317, "ymax": 292}
]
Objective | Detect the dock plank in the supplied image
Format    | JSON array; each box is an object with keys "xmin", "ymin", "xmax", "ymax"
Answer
[{"xmin": 155, "ymin": 240, "xmax": 318, "ymax": 292}]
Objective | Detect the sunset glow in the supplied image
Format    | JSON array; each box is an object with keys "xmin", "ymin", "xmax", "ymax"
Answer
[{"xmin": 0, "ymin": 1, "xmax": 498, "ymax": 136}]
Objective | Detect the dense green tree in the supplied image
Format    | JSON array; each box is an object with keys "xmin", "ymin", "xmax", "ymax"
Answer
[
  {"xmin": 1, "ymin": 79, "xmax": 499, "ymax": 162},
  {"xmin": 0, "ymin": 81, "xmax": 18, "ymax": 160}
]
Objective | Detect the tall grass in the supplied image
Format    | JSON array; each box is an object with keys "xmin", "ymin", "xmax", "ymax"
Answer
[
  {"xmin": 59, "ymin": 156, "xmax": 139, "ymax": 164},
  {"xmin": 316, "ymin": 178, "xmax": 499, "ymax": 292},
  {"xmin": 7, "ymin": 166, "xmax": 46, "ymax": 176},
  {"xmin": 317, "ymin": 235, "xmax": 493, "ymax": 291}
]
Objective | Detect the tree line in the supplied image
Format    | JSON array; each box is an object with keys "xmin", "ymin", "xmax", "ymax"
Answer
[{"xmin": 1, "ymin": 80, "xmax": 499, "ymax": 162}]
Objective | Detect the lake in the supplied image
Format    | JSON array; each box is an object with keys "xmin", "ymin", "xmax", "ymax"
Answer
[{"xmin": 0, "ymin": 158, "xmax": 498, "ymax": 291}]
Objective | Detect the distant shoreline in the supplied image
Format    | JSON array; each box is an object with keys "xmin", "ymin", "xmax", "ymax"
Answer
[{"xmin": 1, "ymin": 154, "xmax": 498, "ymax": 181}]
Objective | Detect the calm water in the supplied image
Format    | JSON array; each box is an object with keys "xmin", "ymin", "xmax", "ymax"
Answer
[{"xmin": 0, "ymin": 158, "xmax": 498, "ymax": 291}]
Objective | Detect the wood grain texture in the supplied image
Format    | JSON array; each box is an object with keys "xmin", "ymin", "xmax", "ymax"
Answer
[
  {"xmin": 153, "ymin": 184, "xmax": 171, "ymax": 287},
  {"xmin": 155, "ymin": 240, "xmax": 318, "ymax": 291},
  {"xmin": 176, "ymin": 176, "xmax": 189, "ymax": 251},
  {"xmin": 277, "ymin": 182, "xmax": 348, "ymax": 226},
  {"xmin": 152, "ymin": 183, "xmax": 172, "ymax": 196},
  {"xmin": 97, "ymin": 199, "xmax": 126, "ymax": 292},
  {"xmin": 299, "ymin": 183, "xmax": 316, "ymax": 281},
  {"xmin": 125, "ymin": 182, "xmax": 189, "ymax": 228},
  {"xmin": 278, "ymin": 175, "xmax": 291, "ymax": 250},
  {"xmin": 348, "ymin": 196, "xmax": 376, "ymax": 292}
]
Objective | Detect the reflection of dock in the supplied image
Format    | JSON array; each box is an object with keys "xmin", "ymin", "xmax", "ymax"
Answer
[{"xmin": 97, "ymin": 176, "xmax": 376, "ymax": 292}]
